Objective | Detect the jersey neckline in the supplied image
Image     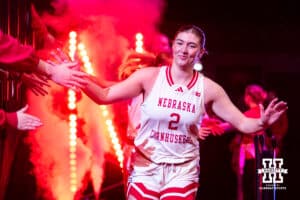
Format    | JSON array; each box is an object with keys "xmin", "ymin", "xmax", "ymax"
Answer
[{"xmin": 165, "ymin": 66, "xmax": 199, "ymax": 89}]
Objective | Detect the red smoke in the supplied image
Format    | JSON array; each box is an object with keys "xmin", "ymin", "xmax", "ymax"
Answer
[{"xmin": 27, "ymin": 0, "xmax": 167, "ymax": 199}]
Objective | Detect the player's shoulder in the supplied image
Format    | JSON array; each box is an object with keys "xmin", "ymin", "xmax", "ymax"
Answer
[
  {"xmin": 203, "ymin": 76, "xmax": 222, "ymax": 89},
  {"xmin": 203, "ymin": 76, "xmax": 227, "ymax": 100}
]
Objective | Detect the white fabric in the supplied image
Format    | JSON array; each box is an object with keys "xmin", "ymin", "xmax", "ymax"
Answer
[
  {"xmin": 135, "ymin": 66, "xmax": 205, "ymax": 164},
  {"xmin": 129, "ymin": 150, "xmax": 200, "ymax": 186}
]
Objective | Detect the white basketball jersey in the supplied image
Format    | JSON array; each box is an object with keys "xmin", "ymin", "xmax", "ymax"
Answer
[{"xmin": 135, "ymin": 66, "xmax": 205, "ymax": 164}]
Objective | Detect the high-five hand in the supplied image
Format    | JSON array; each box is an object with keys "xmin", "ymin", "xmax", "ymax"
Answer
[{"xmin": 259, "ymin": 98, "xmax": 288, "ymax": 128}]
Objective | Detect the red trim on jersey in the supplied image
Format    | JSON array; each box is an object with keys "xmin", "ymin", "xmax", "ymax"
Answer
[
  {"xmin": 166, "ymin": 66, "xmax": 174, "ymax": 86},
  {"xmin": 166, "ymin": 67, "xmax": 199, "ymax": 89},
  {"xmin": 187, "ymin": 71, "xmax": 198, "ymax": 89}
]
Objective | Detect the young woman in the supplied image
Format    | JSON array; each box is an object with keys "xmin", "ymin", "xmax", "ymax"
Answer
[{"xmin": 81, "ymin": 24, "xmax": 287, "ymax": 200}]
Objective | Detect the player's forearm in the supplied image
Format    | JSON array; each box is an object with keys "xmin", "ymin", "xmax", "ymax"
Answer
[
  {"xmin": 236, "ymin": 117, "xmax": 266, "ymax": 134},
  {"xmin": 82, "ymin": 78, "xmax": 111, "ymax": 105},
  {"xmin": 89, "ymin": 75, "xmax": 117, "ymax": 87}
]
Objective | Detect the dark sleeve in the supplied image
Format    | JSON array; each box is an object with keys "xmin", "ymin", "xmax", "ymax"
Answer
[
  {"xmin": 0, "ymin": 109, "xmax": 6, "ymax": 126},
  {"xmin": 0, "ymin": 30, "xmax": 39, "ymax": 72},
  {"xmin": 0, "ymin": 109, "xmax": 17, "ymax": 128}
]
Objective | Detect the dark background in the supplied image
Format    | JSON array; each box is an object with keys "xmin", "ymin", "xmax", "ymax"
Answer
[
  {"xmin": 161, "ymin": 0, "xmax": 300, "ymax": 54},
  {"xmin": 1, "ymin": 0, "xmax": 299, "ymax": 199},
  {"xmin": 158, "ymin": 0, "xmax": 299, "ymax": 199}
]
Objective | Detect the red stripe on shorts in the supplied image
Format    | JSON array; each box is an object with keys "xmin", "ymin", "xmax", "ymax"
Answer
[{"xmin": 127, "ymin": 182, "xmax": 160, "ymax": 199}]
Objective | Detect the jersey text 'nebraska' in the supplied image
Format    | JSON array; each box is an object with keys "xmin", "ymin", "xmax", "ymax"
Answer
[{"xmin": 157, "ymin": 97, "xmax": 196, "ymax": 113}]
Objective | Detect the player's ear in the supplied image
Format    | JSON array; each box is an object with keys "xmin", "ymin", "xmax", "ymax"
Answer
[{"xmin": 199, "ymin": 48, "xmax": 207, "ymax": 59}]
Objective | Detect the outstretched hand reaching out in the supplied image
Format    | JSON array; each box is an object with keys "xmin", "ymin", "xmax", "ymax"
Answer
[
  {"xmin": 259, "ymin": 98, "xmax": 288, "ymax": 128},
  {"xmin": 47, "ymin": 61, "xmax": 88, "ymax": 88},
  {"xmin": 15, "ymin": 105, "xmax": 43, "ymax": 130},
  {"xmin": 45, "ymin": 48, "xmax": 89, "ymax": 89}
]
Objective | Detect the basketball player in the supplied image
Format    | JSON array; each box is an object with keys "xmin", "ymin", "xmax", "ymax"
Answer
[{"xmin": 81, "ymin": 24, "xmax": 287, "ymax": 200}]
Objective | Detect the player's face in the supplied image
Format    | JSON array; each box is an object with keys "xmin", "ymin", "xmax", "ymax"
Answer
[{"xmin": 172, "ymin": 31, "xmax": 201, "ymax": 68}]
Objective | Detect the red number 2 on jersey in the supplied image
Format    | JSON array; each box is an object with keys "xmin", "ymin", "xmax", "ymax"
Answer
[{"xmin": 168, "ymin": 113, "xmax": 180, "ymax": 130}]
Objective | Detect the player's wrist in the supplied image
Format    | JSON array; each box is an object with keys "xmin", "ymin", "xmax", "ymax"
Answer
[
  {"xmin": 258, "ymin": 117, "xmax": 268, "ymax": 130},
  {"xmin": 5, "ymin": 112, "xmax": 17, "ymax": 128}
]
